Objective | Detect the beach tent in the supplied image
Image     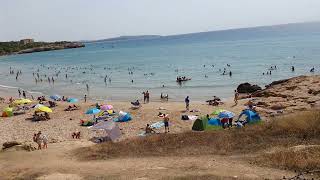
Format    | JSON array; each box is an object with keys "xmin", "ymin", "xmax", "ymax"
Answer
[
  {"xmin": 238, "ymin": 109, "xmax": 261, "ymax": 124},
  {"xmin": 50, "ymin": 95, "xmax": 61, "ymax": 101},
  {"xmin": 192, "ymin": 116, "xmax": 223, "ymax": 131},
  {"xmin": 208, "ymin": 118, "xmax": 222, "ymax": 126},
  {"xmin": 218, "ymin": 111, "xmax": 235, "ymax": 119},
  {"xmin": 2, "ymin": 107, "xmax": 13, "ymax": 117},
  {"xmin": 86, "ymin": 108, "xmax": 100, "ymax": 115},
  {"xmin": 91, "ymin": 121, "xmax": 121, "ymax": 141},
  {"xmin": 114, "ymin": 111, "xmax": 132, "ymax": 122}
]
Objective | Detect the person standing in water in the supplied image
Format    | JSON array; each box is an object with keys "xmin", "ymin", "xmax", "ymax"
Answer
[
  {"xmin": 185, "ymin": 96, "xmax": 190, "ymax": 111},
  {"xmin": 84, "ymin": 94, "xmax": 87, "ymax": 103},
  {"xmin": 142, "ymin": 91, "xmax": 146, "ymax": 103},
  {"xmin": 291, "ymin": 66, "xmax": 295, "ymax": 72},
  {"xmin": 18, "ymin": 89, "xmax": 21, "ymax": 98},
  {"xmin": 86, "ymin": 84, "xmax": 89, "ymax": 92}
]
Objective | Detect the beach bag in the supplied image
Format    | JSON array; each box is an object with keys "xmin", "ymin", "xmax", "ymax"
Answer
[{"xmin": 181, "ymin": 115, "xmax": 189, "ymax": 120}]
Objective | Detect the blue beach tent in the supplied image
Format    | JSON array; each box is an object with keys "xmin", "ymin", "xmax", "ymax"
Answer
[{"xmin": 238, "ymin": 109, "xmax": 261, "ymax": 124}]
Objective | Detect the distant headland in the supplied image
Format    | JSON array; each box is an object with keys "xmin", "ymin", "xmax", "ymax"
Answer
[{"xmin": 0, "ymin": 39, "xmax": 85, "ymax": 56}]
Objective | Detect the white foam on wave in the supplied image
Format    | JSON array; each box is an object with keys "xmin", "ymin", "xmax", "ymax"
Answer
[{"xmin": 0, "ymin": 84, "xmax": 43, "ymax": 95}]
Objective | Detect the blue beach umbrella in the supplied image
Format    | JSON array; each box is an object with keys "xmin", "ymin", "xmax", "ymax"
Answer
[
  {"xmin": 218, "ymin": 111, "xmax": 235, "ymax": 118},
  {"xmin": 50, "ymin": 95, "xmax": 61, "ymax": 101},
  {"xmin": 67, "ymin": 98, "xmax": 78, "ymax": 103},
  {"xmin": 86, "ymin": 108, "xmax": 101, "ymax": 115}
]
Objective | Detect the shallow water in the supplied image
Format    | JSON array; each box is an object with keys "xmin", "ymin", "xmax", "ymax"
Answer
[{"xmin": 0, "ymin": 25, "xmax": 319, "ymax": 102}]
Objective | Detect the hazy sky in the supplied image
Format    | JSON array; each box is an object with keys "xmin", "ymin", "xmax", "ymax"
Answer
[{"xmin": 1, "ymin": 0, "xmax": 320, "ymax": 41}]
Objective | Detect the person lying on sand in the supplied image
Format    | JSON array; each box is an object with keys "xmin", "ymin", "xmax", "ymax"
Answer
[
  {"xmin": 44, "ymin": 112, "xmax": 50, "ymax": 120},
  {"xmin": 131, "ymin": 100, "xmax": 141, "ymax": 106}
]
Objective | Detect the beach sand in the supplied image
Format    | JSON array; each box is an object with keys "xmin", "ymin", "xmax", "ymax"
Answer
[{"xmin": 0, "ymin": 97, "xmax": 247, "ymax": 146}]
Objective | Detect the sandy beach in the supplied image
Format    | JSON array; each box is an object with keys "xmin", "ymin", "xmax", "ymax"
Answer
[
  {"xmin": 0, "ymin": 75, "xmax": 319, "ymax": 179},
  {"xmin": 0, "ymin": 95, "xmax": 246, "ymax": 146}
]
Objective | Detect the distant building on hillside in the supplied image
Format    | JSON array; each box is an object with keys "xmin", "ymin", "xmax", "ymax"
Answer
[{"xmin": 20, "ymin": 38, "xmax": 34, "ymax": 45}]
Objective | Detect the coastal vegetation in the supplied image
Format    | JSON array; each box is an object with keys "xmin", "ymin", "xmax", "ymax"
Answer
[
  {"xmin": 75, "ymin": 110, "xmax": 320, "ymax": 173},
  {"xmin": 0, "ymin": 41, "xmax": 84, "ymax": 56}
]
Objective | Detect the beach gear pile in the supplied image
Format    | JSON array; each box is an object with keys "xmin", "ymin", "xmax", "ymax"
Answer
[{"xmin": 192, "ymin": 109, "xmax": 261, "ymax": 131}]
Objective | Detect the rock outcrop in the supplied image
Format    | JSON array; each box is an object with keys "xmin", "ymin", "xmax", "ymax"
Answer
[
  {"xmin": 249, "ymin": 75, "xmax": 320, "ymax": 116},
  {"xmin": 237, "ymin": 83, "xmax": 262, "ymax": 93}
]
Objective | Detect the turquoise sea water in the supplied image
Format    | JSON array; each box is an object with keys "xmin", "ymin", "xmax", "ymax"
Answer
[{"xmin": 0, "ymin": 23, "xmax": 319, "ymax": 101}]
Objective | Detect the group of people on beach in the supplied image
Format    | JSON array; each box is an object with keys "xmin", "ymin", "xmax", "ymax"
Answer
[{"xmin": 142, "ymin": 91, "xmax": 150, "ymax": 103}]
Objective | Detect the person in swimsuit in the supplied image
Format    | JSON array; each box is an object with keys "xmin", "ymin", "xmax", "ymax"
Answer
[{"xmin": 163, "ymin": 114, "xmax": 170, "ymax": 133}]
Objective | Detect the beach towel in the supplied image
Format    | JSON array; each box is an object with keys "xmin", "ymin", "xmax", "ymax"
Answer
[
  {"xmin": 150, "ymin": 121, "xmax": 165, "ymax": 129},
  {"xmin": 188, "ymin": 115, "xmax": 198, "ymax": 121}
]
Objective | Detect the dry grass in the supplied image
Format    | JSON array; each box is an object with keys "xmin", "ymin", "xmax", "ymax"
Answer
[
  {"xmin": 257, "ymin": 146, "xmax": 320, "ymax": 171},
  {"xmin": 0, "ymin": 168, "xmax": 45, "ymax": 180},
  {"xmin": 74, "ymin": 111, "xmax": 320, "ymax": 171}
]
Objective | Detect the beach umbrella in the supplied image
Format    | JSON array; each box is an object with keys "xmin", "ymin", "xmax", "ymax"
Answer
[
  {"xmin": 34, "ymin": 104, "xmax": 44, "ymax": 109},
  {"xmin": 2, "ymin": 107, "xmax": 13, "ymax": 117},
  {"xmin": 13, "ymin": 98, "xmax": 32, "ymax": 105},
  {"xmin": 211, "ymin": 109, "xmax": 226, "ymax": 115},
  {"xmin": 100, "ymin": 104, "xmax": 113, "ymax": 111},
  {"xmin": 218, "ymin": 111, "xmax": 235, "ymax": 119},
  {"xmin": 50, "ymin": 95, "xmax": 61, "ymax": 101},
  {"xmin": 67, "ymin": 98, "xmax": 78, "ymax": 103},
  {"xmin": 36, "ymin": 106, "xmax": 53, "ymax": 113},
  {"xmin": 86, "ymin": 108, "xmax": 101, "ymax": 115}
]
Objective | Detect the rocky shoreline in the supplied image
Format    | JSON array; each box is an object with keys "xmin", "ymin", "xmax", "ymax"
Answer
[
  {"xmin": 17, "ymin": 42, "xmax": 85, "ymax": 54},
  {"xmin": 0, "ymin": 42, "xmax": 85, "ymax": 56}
]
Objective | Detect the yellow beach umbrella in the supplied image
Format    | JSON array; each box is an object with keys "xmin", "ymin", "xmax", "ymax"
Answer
[
  {"xmin": 36, "ymin": 106, "xmax": 52, "ymax": 113},
  {"xmin": 13, "ymin": 98, "xmax": 32, "ymax": 105}
]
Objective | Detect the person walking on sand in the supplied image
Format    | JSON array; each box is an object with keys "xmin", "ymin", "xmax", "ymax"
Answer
[
  {"xmin": 234, "ymin": 90, "xmax": 239, "ymax": 105},
  {"xmin": 84, "ymin": 94, "xmax": 87, "ymax": 103},
  {"xmin": 185, "ymin": 96, "xmax": 190, "ymax": 111},
  {"xmin": 163, "ymin": 114, "xmax": 170, "ymax": 133},
  {"xmin": 42, "ymin": 134, "xmax": 48, "ymax": 149}
]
